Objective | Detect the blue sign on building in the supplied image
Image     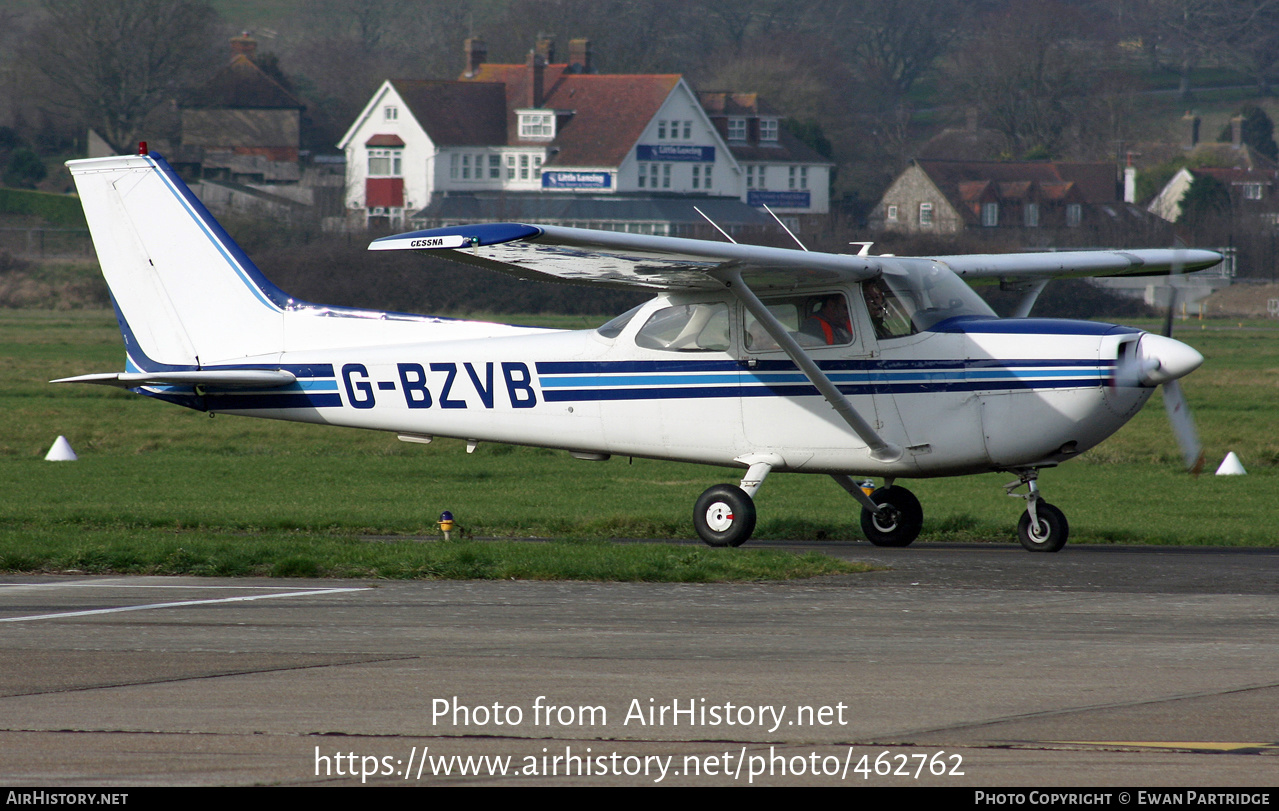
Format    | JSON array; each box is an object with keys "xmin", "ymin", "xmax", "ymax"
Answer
[
  {"xmin": 636, "ymin": 144, "xmax": 715, "ymax": 162},
  {"xmin": 748, "ymin": 190, "xmax": 811, "ymax": 209},
  {"xmin": 542, "ymin": 171, "xmax": 612, "ymax": 189}
]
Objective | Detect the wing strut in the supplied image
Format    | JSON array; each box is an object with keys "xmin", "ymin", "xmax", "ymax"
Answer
[{"xmin": 718, "ymin": 269, "xmax": 902, "ymax": 463}]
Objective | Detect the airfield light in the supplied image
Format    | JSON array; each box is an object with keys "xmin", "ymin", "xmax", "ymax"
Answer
[{"xmin": 438, "ymin": 510, "xmax": 455, "ymax": 540}]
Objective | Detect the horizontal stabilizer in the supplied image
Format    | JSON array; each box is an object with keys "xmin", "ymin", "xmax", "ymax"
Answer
[{"xmin": 52, "ymin": 370, "xmax": 298, "ymax": 389}]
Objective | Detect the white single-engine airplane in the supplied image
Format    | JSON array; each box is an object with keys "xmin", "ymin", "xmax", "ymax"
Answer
[{"xmin": 58, "ymin": 151, "xmax": 1219, "ymax": 552}]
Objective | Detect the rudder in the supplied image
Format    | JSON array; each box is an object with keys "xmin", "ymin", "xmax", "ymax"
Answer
[{"xmin": 68, "ymin": 152, "xmax": 287, "ymax": 369}]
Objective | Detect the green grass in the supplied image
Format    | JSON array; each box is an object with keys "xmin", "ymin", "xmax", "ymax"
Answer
[{"xmin": 1, "ymin": 311, "xmax": 1276, "ymax": 581}]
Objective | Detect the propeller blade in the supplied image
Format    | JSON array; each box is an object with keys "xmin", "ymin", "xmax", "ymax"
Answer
[{"xmin": 1162, "ymin": 379, "xmax": 1205, "ymax": 475}]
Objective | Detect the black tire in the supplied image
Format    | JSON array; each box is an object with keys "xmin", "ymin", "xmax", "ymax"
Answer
[
  {"xmin": 1017, "ymin": 502, "xmax": 1069, "ymax": 553},
  {"xmin": 694, "ymin": 484, "xmax": 757, "ymax": 547},
  {"xmin": 859, "ymin": 486, "xmax": 923, "ymax": 547}
]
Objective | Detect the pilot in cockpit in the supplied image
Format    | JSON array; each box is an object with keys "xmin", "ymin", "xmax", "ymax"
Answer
[{"xmin": 800, "ymin": 294, "xmax": 852, "ymax": 345}]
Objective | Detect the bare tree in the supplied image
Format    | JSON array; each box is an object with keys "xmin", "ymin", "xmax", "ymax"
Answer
[
  {"xmin": 24, "ymin": 0, "xmax": 221, "ymax": 149},
  {"xmin": 825, "ymin": 0, "xmax": 968, "ymax": 109},
  {"xmin": 1215, "ymin": 0, "xmax": 1279, "ymax": 96},
  {"xmin": 942, "ymin": 2, "xmax": 1100, "ymax": 158},
  {"xmin": 282, "ymin": 0, "xmax": 470, "ymax": 139}
]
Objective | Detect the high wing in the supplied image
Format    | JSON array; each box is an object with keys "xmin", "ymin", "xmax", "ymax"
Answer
[
  {"xmin": 370, "ymin": 223, "xmax": 885, "ymax": 291},
  {"xmin": 370, "ymin": 222, "xmax": 1223, "ymax": 290}
]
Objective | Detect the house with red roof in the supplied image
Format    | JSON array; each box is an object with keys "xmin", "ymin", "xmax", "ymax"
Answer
[
  {"xmin": 178, "ymin": 34, "xmax": 306, "ymax": 184},
  {"xmin": 870, "ymin": 159, "xmax": 1128, "ymax": 234},
  {"xmin": 338, "ymin": 37, "xmax": 828, "ymax": 232}
]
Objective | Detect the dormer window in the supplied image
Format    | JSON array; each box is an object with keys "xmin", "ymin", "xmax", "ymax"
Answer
[
  {"xmin": 760, "ymin": 118, "xmax": 779, "ymax": 141},
  {"xmin": 727, "ymin": 118, "xmax": 746, "ymax": 140},
  {"xmin": 518, "ymin": 110, "xmax": 555, "ymax": 139}
]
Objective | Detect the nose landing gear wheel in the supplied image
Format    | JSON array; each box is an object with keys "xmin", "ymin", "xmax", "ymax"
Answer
[
  {"xmin": 859, "ymin": 486, "xmax": 923, "ymax": 547},
  {"xmin": 1018, "ymin": 502, "xmax": 1068, "ymax": 552},
  {"xmin": 694, "ymin": 484, "xmax": 756, "ymax": 547}
]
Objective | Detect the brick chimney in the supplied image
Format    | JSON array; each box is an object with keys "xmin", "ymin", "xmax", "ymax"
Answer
[
  {"xmin": 535, "ymin": 37, "xmax": 555, "ymax": 64},
  {"xmin": 230, "ymin": 32, "xmax": 255, "ymax": 60},
  {"xmin": 568, "ymin": 38, "xmax": 592, "ymax": 73},
  {"xmin": 464, "ymin": 37, "xmax": 487, "ymax": 78},
  {"xmin": 1183, "ymin": 112, "xmax": 1200, "ymax": 148},
  {"xmin": 526, "ymin": 48, "xmax": 546, "ymax": 108}
]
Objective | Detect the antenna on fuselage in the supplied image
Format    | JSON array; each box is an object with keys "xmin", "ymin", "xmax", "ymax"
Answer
[
  {"xmin": 694, "ymin": 206, "xmax": 738, "ymax": 244},
  {"xmin": 762, "ymin": 203, "xmax": 808, "ymax": 251}
]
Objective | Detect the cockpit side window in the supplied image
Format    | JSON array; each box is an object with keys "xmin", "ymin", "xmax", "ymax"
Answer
[
  {"xmin": 744, "ymin": 293, "xmax": 853, "ymax": 351},
  {"xmin": 634, "ymin": 302, "xmax": 731, "ymax": 352},
  {"xmin": 862, "ymin": 279, "xmax": 918, "ymax": 340}
]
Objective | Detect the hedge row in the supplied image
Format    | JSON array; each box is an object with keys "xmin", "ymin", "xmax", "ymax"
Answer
[{"xmin": 0, "ymin": 187, "xmax": 86, "ymax": 227}]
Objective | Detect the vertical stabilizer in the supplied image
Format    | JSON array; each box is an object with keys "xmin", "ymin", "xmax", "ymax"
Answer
[{"xmin": 67, "ymin": 153, "xmax": 287, "ymax": 369}]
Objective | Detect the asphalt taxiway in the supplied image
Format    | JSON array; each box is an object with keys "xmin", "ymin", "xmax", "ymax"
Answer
[{"xmin": 1, "ymin": 542, "xmax": 1276, "ymax": 786}]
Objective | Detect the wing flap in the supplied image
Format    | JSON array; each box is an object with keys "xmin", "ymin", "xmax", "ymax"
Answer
[{"xmin": 936, "ymin": 249, "xmax": 1222, "ymax": 280}]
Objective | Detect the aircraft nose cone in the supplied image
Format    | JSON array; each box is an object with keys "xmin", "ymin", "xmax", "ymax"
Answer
[{"xmin": 1138, "ymin": 333, "xmax": 1203, "ymax": 384}]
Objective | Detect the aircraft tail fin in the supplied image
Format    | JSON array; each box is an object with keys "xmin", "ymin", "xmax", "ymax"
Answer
[{"xmin": 67, "ymin": 152, "xmax": 288, "ymax": 370}]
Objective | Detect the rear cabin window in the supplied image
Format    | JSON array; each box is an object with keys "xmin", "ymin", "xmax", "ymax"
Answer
[
  {"xmin": 634, "ymin": 302, "xmax": 730, "ymax": 351},
  {"xmin": 596, "ymin": 303, "xmax": 645, "ymax": 338}
]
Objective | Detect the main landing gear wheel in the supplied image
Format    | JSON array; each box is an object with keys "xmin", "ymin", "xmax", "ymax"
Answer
[
  {"xmin": 1018, "ymin": 502, "xmax": 1069, "ymax": 553},
  {"xmin": 860, "ymin": 486, "xmax": 923, "ymax": 547},
  {"xmin": 694, "ymin": 484, "xmax": 757, "ymax": 547}
]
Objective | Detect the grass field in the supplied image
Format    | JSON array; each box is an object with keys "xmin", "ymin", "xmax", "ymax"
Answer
[{"xmin": 1, "ymin": 310, "xmax": 1276, "ymax": 579}]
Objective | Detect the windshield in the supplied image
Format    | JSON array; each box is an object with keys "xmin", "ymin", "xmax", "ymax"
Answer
[{"xmin": 876, "ymin": 262, "xmax": 995, "ymax": 334}]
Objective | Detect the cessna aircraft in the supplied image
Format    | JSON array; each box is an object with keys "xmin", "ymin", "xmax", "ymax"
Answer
[{"xmin": 58, "ymin": 151, "xmax": 1219, "ymax": 552}]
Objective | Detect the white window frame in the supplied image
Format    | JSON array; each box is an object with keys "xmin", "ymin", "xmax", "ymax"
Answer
[
  {"xmin": 384, "ymin": 106, "xmax": 398, "ymax": 121},
  {"xmin": 368, "ymin": 148, "xmax": 402, "ymax": 178},
  {"xmin": 1024, "ymin": 202, "xmax": 1039, "ymax": 227},
  {"xmin": 1066, "ymin": 203, "xmax": 1082, "ymax": 227},
  {"xmin": 887, "ymin": 205, "xmax": 898, "ymax": 222},
  {"xmin": 981, "ymin": 202, "xmax": 999, "ymax": 227},
  {"xmin": 760, "ymin": 119, "xmax": 779, "ymax": 141},
  {"xmin": 518, "ymin": 111, "xmax": 555, "ymax": 139},
  {"xmin": 727, "ymin": 118, "xmax": 746, "ymax": 140},
  {"xmin": 919, "ymin": 202, "xmax": 934, "ymax": 226}
]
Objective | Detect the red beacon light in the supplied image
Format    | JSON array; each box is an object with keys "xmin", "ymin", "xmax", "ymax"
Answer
[{"xmin": 137, "ymin": 142, "xmax": 148, "ymax": 156}]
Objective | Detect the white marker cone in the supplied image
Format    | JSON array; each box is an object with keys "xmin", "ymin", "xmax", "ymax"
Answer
[
  {"xmin": 1215, "ymin": 451, "xmax": 1246, "ymax": 476},
  {"xmin": 45, "ymin": 435, "xmax": 78, "ymax": 461}
]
